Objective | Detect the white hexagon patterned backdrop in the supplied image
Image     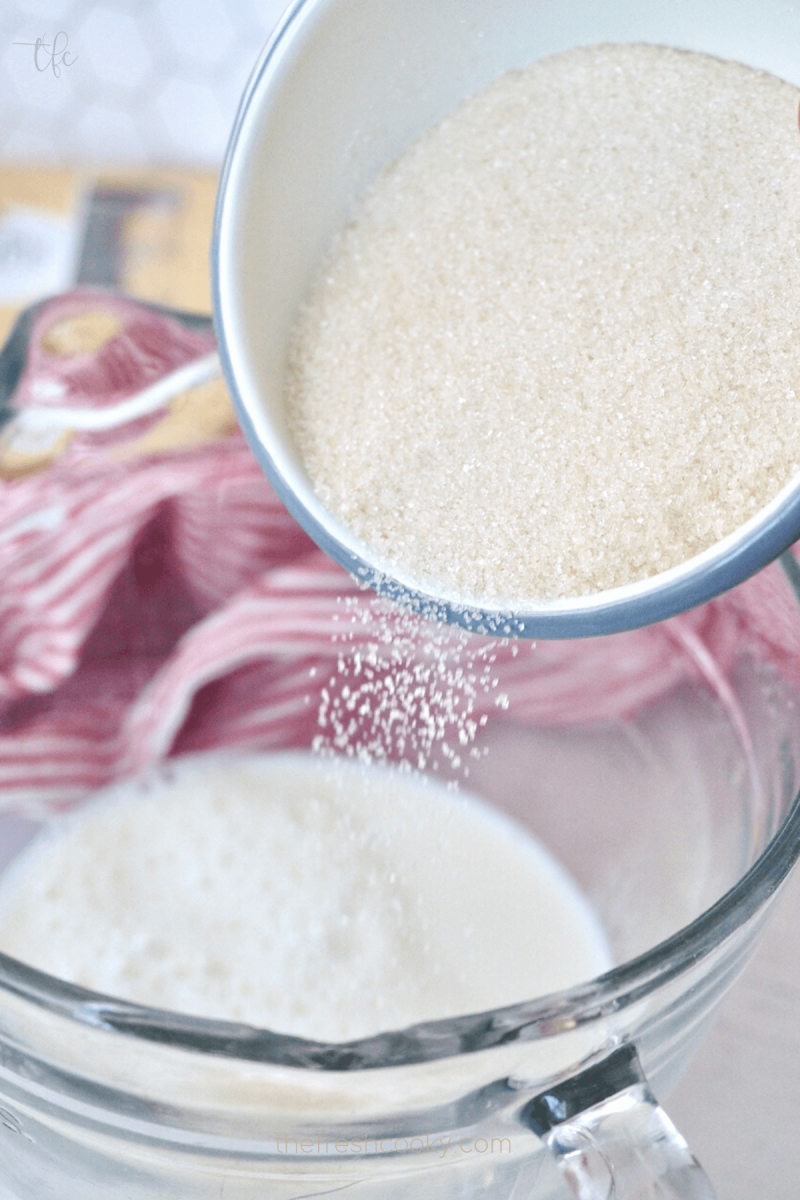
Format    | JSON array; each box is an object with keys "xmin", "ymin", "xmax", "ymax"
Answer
[{"xmin": 0, "ymin": 0, "xmax": 289, "ymax": 165}]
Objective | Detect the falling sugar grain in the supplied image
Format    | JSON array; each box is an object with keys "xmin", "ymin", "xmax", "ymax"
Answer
[{"xmin": 311, "ymin": 591, "xmax": 521, "ymax": 777}]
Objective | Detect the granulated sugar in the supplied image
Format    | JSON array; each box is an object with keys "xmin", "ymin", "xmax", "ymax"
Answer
[
  {"xmin": 311, "ymin": 590, "xmax": 516, "ymax": 775},
  {"xmin": 0, "ymin": 753, "xmax": 609, "ymax": 1041},
  {"xmin": 287, "ymin": 43, "xmax": 800, "ymax": 606}
]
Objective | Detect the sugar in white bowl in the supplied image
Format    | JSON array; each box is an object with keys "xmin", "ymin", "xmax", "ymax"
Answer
[{"xmin": 287, "ymin": 43, "xmax": 800, "ymax": 607}]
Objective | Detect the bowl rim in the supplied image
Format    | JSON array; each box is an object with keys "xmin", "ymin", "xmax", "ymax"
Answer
[
  {"xmin": 4, "ymin": 0, "xmax": 800, "ymax": 1075},
  {"xmin": 2, "ymin": 558, "xmax": 800, "ymax": 1072},
  {"xmin": 1, "ymin": 758, "xmax": 798, "ymax": 1072}
]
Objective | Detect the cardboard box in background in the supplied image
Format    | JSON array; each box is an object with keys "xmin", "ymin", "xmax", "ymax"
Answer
[
  {"xmin": 0, "ymin": 166, "xmax": 237, "ymax": 479},
  {"xmin": 0, "ymin": 165, "xmax": 218, "ymax": 346}
]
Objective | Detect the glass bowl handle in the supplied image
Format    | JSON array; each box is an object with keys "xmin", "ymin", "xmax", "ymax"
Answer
[{"xmin": 525, "ymin": 1044, "xmax": 716, "ymax": 1198}]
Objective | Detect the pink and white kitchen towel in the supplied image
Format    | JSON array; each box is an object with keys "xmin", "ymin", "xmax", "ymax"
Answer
[{"xmin": 0, "ymin": 288, "xmax": 798, "ymax": 812}]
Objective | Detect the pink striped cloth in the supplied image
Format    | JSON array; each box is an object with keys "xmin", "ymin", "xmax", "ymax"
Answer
[{"xmin": 1, "ymin": 289, "xmax": 799, "ymax": 813}]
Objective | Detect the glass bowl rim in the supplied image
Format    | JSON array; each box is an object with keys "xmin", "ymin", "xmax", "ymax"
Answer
[
  {"xmin": 2, "ymin": 557, "xmax": 800, "ymax": 1072},
  {"xmin": 0, "ymin": 777, "xmax": 798, "ymax": 1072},
  {"xmin": 4, "ymin": 0, "xmax": 800, "ymax": 1073}
]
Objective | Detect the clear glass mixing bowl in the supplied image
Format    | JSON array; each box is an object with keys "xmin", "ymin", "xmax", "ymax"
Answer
[{"xmin": 1, "ymin": 552, "xmax": 800, "ymax": 1198}]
